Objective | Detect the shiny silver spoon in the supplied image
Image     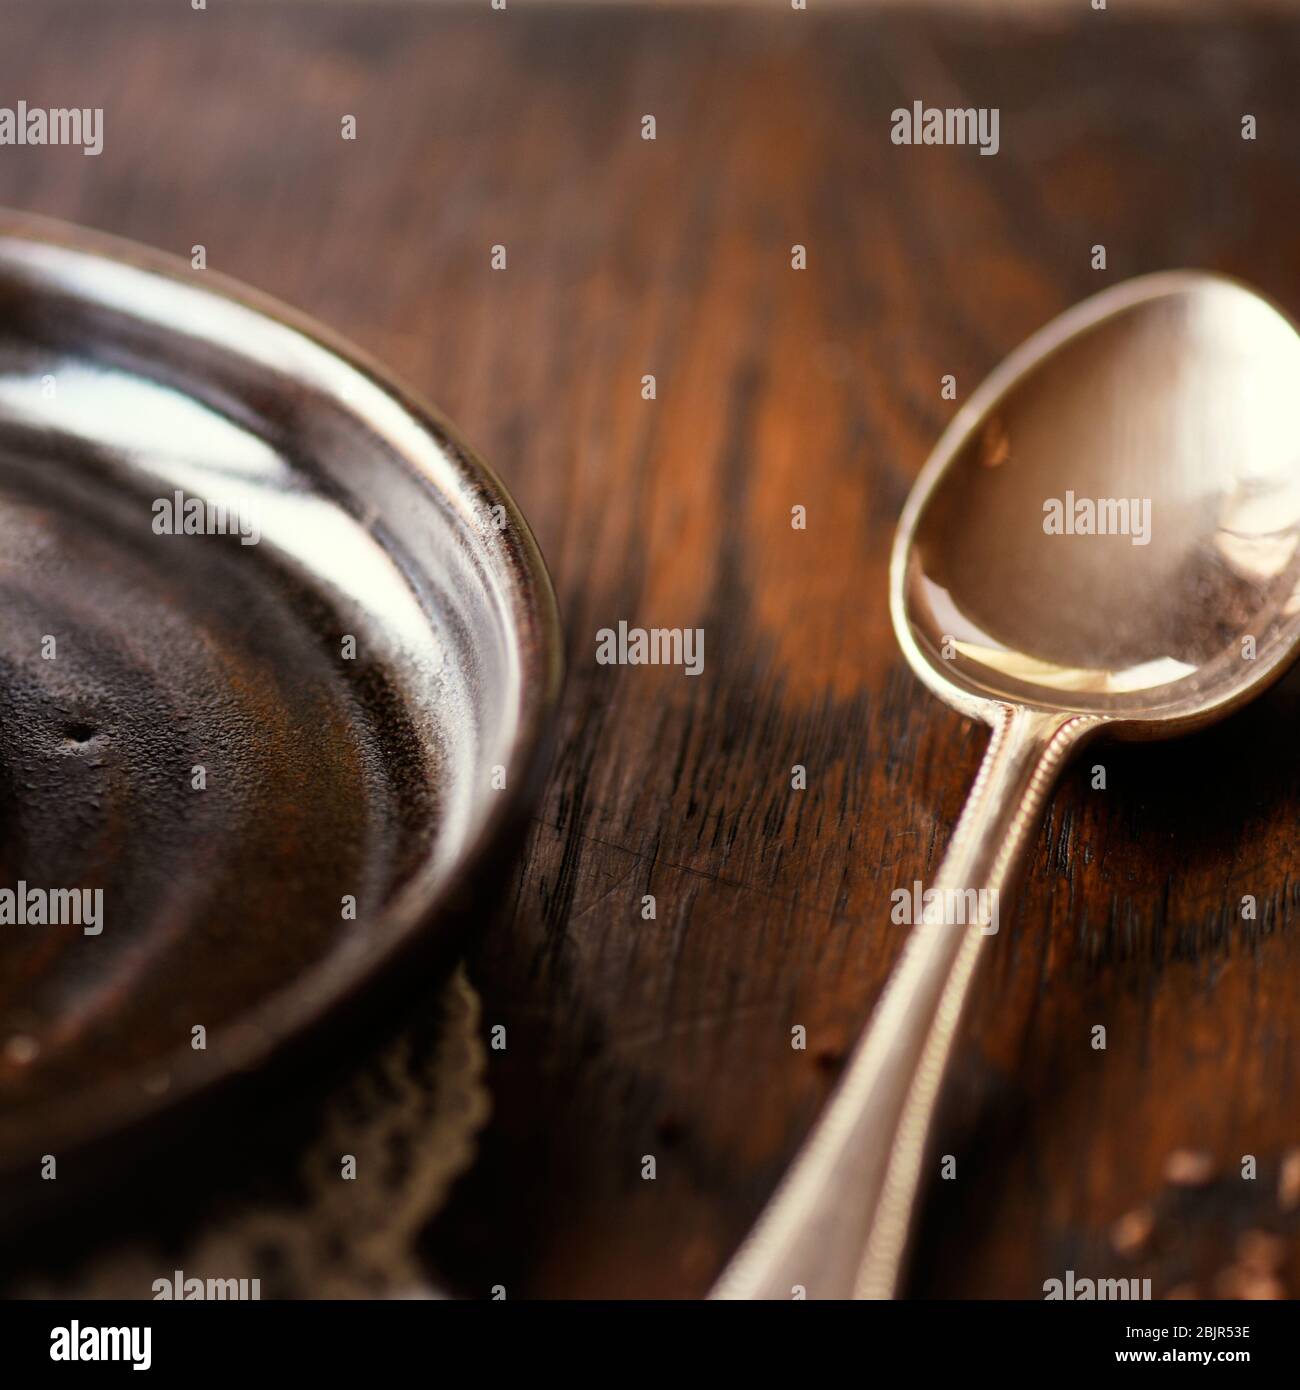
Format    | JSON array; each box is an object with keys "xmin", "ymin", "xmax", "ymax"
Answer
[{"xmin": 714, "ymin": 271, "xmax": 1300, "ymax": 1299}]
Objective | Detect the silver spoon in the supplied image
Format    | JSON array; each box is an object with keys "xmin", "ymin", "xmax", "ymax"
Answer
[{"xmin": 714, "ymin": 271, "xmax": 1300, "ymax": 1299}]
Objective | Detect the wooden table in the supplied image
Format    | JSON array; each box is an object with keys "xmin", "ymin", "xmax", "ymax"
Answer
[{"xmin": 6, "ymin": 0, "xmax": 1300, "ymax": 1298}]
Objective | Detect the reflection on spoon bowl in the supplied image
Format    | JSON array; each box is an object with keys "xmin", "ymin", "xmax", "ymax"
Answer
[{"xmin": 898, "ymin": 272, "xmax": 1300, "ymax": 724}]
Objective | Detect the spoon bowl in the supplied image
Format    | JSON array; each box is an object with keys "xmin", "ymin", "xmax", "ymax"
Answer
[{"xmin": 895, "ymin": 272, "xmax": 1300, "ymax": 732}]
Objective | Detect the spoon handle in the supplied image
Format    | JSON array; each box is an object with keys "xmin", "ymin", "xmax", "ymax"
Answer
[{"xmin": 712, "ymin": 704, "xmax": 1098, "ymax": 1300}]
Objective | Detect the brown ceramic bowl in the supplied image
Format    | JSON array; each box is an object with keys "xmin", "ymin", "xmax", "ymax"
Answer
[{"xmin": 0, "ymin": 212, "xmax": 561, "ymax": 1224}]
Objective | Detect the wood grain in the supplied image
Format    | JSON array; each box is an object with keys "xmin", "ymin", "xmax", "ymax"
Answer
[{"xmin": 4, "ymin": 0, "xmax": 1300, "ymax": 1298}]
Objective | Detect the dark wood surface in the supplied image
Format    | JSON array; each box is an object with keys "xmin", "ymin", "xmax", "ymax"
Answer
[{"xmin": 6, "ymin": 0, "xmax": 1300, "ymax": 1298}]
